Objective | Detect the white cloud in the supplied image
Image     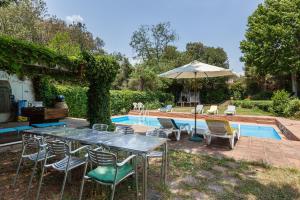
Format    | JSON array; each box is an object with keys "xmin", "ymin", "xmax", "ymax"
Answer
[{"xmin": 65, "ymin": 15, "xmax": 84, "ymax": 24}]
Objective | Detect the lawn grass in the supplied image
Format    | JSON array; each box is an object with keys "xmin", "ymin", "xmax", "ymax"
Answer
[
  {"xmin": 161, "ymin": 150, "xmax": 300, "ymax": 200},
  {"xmin": 2, "ymin": 150, "xmax": 298, "ymax": 199},
  {"xmin": 172, "ymin": 106, "xmax": 273, "ymax": 116}
]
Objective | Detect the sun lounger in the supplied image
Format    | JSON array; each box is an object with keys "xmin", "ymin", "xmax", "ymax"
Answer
[
  {"xmin": 207, "ymin": 105, "xmax": 218, "ymax": 114},
  {"xmin": 157, "ymin": 118, "xmax": 190, "ymax": 140},
  {"xmin": 224, "ymin": 105, "xmax": 236, "ymax": 115},
  {"xmin": 191, "ymin": 104, "xmax": 204, "ymax": 114},
  {"xmin": 205, "ymin": 119, "xmax": 240, "ymax": 149},
  {"xmin": 159, "ymin": 105, "xmax": 173, "ymax": 112}
]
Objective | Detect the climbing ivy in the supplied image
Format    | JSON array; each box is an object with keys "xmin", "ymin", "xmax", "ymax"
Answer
[
  {"xmin": 0, "ymin": 35, "xmax": 82, "ymax": 77},
  {"xmin": 83, "ymin": 52, "xmax": 119, "ymax": 127}
]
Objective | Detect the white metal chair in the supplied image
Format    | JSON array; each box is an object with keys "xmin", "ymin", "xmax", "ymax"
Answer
[
  {"xmin": 79, "ymin": 145, "xmax": 138, "ymax": 200},
  {"xmin": 115, "ymin": 126, "xmax": 134, "ymax": 135},
  {"xmin": 13, "ymin": 133, "xmax": 53, "ymax": 198},
  {"xmin": 132, "ymin": 102, "xmax": 138, "ymax": 110},
  {"xmin": 92, "ymin": 123, "xmax": 109, "ymax": 131},
  {"xmin": 137, "ymin": 102, "xmax": 144, "ymax": 111},
  {"xmin": 36, "ymin": 140, "xmax": 88, "ymax": 200}
]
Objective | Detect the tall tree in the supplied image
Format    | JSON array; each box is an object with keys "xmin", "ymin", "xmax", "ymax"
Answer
[
  {"xmin": 130, "ymin": 22, "xmax": 177, "ymax": 64},
  {"xmin": 240, "ymin": 0, "xmax": 300, "ymax": 96},
  {"xmin": 47, "ymin": 32, "xmax": 81, "ymax": 56}
]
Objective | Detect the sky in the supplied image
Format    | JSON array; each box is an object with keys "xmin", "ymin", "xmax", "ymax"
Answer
[{"xmin": 45, "ymin": 0, "xmax": 263, "ymax": 73}]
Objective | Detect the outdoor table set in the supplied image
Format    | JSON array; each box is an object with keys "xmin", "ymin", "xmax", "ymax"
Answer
[{"xmin": 22, "ymin": 126, "xmax": 168, "ymax": 200}]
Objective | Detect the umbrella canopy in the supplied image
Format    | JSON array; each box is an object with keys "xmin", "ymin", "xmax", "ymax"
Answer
[
  {"xmin": 159, "ymin": 60, "xmax": 235, "ymax": 79},
  {"xmin": 158, "ymin": 60, "xmax": 235, "ymax": 139}
]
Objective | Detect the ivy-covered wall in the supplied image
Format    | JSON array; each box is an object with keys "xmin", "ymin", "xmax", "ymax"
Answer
[{"xmin": 0, "ymin": 35, "xmax": 81, "ymax": 77}]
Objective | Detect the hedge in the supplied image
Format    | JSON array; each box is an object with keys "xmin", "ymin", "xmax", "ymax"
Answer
[
  {"xmin": 53, "ymin": 84, "xmax": 174, "ymax": 118},
  {"xmin": 233, "ymin": 100, "xmax": 272, "ymax": 112}
]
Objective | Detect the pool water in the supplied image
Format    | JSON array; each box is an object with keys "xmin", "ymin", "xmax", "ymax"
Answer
[{"xmin": 112, "ymin": 115, "xmax": 281, "ymax": 140}]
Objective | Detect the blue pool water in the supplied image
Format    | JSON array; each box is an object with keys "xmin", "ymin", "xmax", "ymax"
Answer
[{"xmin": 112, "ymin": 115, "xmax": 281, "ymax": 140}]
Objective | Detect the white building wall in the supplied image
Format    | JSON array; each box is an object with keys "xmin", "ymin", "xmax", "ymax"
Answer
[{"xmin": 0, "ymin": 71, "xmax": 35, "ymax": 103}]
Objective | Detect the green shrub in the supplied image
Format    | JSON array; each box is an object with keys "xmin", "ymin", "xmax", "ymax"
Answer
[
  {"xmin": 284, "ymin": 99, "xmax": 300, "ymax": 118},
  {"xmin": 84, "ymin": 52, "xmax": 119, "ymax": 127},
  {"xmin": 250, "ymin": 91, "xmax": 273, "ymax": 100},
  {"xmin": 229, "ymin": 80, "xmax": 246, "ymax": 100},
  {"xmin": 55, "ymin": 84, "xmax": 88, "ymax": 118},
  {"xmin": 271, "ymin": 90, "xmax": 290, "ymax": 116},
  {"xmin": 32, "ymin": 76, "xmax": 58, "ymax": 107},
  {"xmin": 144, "ymin": 101, "xmax": 162, "ymax": 110},
  {"xmin": 233, "ymin": 100, "xmax": 272, "ymax": 112},
  {"xmin": 52, "ymin": 85, "xmax": 174, "ymax": 118}
]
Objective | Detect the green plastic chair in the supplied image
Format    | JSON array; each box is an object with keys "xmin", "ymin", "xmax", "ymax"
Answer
[{"xmin": 79, "ymin": 146, "xmax": 138, "ymax": 200}]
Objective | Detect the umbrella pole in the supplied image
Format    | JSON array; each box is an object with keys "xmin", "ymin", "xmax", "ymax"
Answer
[{"xmin": 194, "ymin": 72, "xmax": 197, "ymax": 133}]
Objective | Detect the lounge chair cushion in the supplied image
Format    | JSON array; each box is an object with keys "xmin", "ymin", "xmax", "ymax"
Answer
[
  {"xmin": 31, "ymin": 122, "xmax": 66, "ymax": 128},
  {"xmin": 206, "ymin": 119, "xmax": 234, "ymax": 135},
  {"xmin": 87, "ymin": 163, "xmax": 133, "ymax": 183},
  {"xmin": 0, "ymin": 128, "xmax": 17, "ymax": 134}
]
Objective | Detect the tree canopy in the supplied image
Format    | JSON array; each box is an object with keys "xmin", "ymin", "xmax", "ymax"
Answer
[{"xmin": 240, "ymin": 0, "xmax": 300, "ymax": 96}]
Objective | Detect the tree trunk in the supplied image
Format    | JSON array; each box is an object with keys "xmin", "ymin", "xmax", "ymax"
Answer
[{"xmin": 291, "ymin": 73, "xmax": 298, "ymax": 97}]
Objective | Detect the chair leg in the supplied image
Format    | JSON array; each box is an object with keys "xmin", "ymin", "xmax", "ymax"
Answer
[
  {"xmin": 13, "ymin": 156, "xmax": 23, "ymax": 187},
  {"xmin": 79, "ymin": 178, "xmax": 85, "ymax": 200},
  {"xmin": 110, "ymin": 184, "xmax": 116, "ymax": 200},
  {"xmin": 176, "ymin": 131, "xmax": 181, "ymax": 141},
  {"xmin": 36, "ymin": 162, "xmax": 46, "ymax": 200},
  {"xmin": 59, "ymin": 171, "xmax": 69, "ymax": 200},
  {"xmin": 229, "ymin": 137, "xmax": 235, "ymax": 149},
  {"xmin": 25, "ymin": 154, "xmax": 40, "ymax": 198},
  {"xmin": 135, "ymin": 159, "xmax": 139, "ymax": 199}
]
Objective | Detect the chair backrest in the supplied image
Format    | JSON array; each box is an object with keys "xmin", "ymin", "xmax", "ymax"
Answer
[
  {"xmin": 209, "ymin": 105, "xmax": 218, "ymax": 111},
  {"xmin": 46, "ymin": 140, "xmax": 70, "ymax": 157},
  {"xmin": 88, "ymin": 146, "xmax": 117, "ymax": 167},
  {"xmin": 227, "ymin": 105, "xmax": 236, "ymax": 111},
  {"xmin": 115, "ymin": 126, "xmax": 134, "ymax": 134},
  {"xmin": 166, "ymin": 105, "xmax": 172, "ymax": 111},
  {"xmin": 22, "ymin": 133, "xmax": 42, "ymax": 150},
  {"xmin": 196, "ymin": 104, "xmax": 203, "ymax": 111},
  {"xmin": 206, "ymin": 119, "xmax": 233, "ymax": 136},
  {"xmin": 133, "ymin": 102, "xmax": 138, "ymax": 109},
  {"xmin": 157, "ymin": 118, "xmax": 178, "ymax": 129},
  {"xmin": 92, "ymin": 123, "xmax": 108, "ymax": 131},
  {"xmin": 137, "ymin": 102, "xmax": 144, "ymax": 109},
  {"xmin": 146, "ymin": 129, "xmax": 168, "ymax": 138}
]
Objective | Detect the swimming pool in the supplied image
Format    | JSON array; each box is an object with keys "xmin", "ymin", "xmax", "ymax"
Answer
[{"xmin": 112, "ymin": 115, "xmax": 281, "ymax": 140}]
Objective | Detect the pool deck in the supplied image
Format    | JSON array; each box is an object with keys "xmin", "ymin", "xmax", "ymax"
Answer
[
  {"xmin": 1, "ymin": 116, "xmax": 300, "ymax": 169},
  {"xmin": 64, "ymin": 117, "xmax": 300, "ymax": 169},
  {"xmin": 129, "ymin": 110, "xmax": 300, "ymax": 141}
]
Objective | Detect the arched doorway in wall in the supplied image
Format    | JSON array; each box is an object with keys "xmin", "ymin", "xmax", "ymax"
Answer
[{"xmin": 0, "ymin": 80, "xmax": 12, "ymax": 123}]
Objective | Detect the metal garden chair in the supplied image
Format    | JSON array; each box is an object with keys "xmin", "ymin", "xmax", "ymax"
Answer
[
  {"xmin": 145, "ymin": 129, "xmax": 168, "ymax": 180},
  {"xmin": 115, "ymin": 126, "xmax": 134, "ymax": 135},
  {"xmin": 92, "ymin": 123, "xmax": 109, "ymax": 131},
  {"xmin": 79, "ymin": 145, "xmax": 138, "ymax": 200},
  {"xmin": 36, "ymin": 140, "xmax": 88, "ymax": 200},
  {"xmin": 13, "ymin": 133, "xmax": 52, "ymax": 198}
]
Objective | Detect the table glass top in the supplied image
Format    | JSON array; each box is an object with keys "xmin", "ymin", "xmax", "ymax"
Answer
[{"xmin": 26, "ymin": 127, "xmax": 167, "ymax": 153}]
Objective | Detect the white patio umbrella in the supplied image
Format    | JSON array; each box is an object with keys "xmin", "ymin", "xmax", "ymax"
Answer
[{"xmin": 159, "ymin": 60, "xmax": 235, "ymax": 135}]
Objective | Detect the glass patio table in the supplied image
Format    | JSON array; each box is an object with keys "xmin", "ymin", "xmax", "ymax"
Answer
[{"xmin": 24, "ymin": 127, "xmax": 168, "ymax": 200}]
